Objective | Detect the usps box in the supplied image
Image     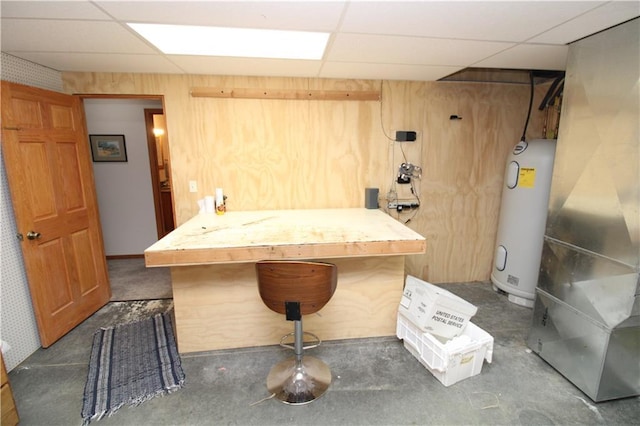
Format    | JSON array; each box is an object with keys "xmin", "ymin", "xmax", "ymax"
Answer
[
  {"xmin": 397, "ymin": 312, "xmax": 493, "ymax": 387},
  {"xmin": 399, "ymin": 275, "xmax": 478, "ymax": 339}
]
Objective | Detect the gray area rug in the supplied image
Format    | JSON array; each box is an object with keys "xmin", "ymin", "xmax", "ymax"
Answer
[{"xmin": 81, "ymin": 311, "xmax": 185, "ymax": 425}]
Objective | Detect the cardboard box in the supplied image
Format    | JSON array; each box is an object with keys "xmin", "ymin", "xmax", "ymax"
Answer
[
  {"xmin": 399, "ymin": 275, "xmax": 478, "ymax": 339},
  {"xmin": 397, "ymin": 312, "xmax": 494, "ymax": 387}
]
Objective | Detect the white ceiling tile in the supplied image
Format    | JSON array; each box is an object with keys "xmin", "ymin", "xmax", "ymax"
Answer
[
  {"xmin": 320, "ymin": 62, "xmax": 462, "ymax": 81},
  {"xmin": 96, "ymin": 1, "xmax": 346, "ymax": 31},
  {"xmin": 328, "ymin": 33, "xmax": 514, "ymax": 66},
  {"xmin": 5, "ymin": 52, "xmax": 186, "ymax": 73},
  {"xmin": 341, "ymin": 1, "xmax": 604, "ymax": 42},
  {"xmin": 0, "ymin": 1, "xmax": 633, "ymax": 80},
  {"xmin": 0, "ymin": 1, "xmax": 111, "ymax": 20},
  {"xmin": 1, "ymin": 19, "xmax": 156, "ymax": 54},
  {"xmin": 473, "ymin": 44, "xmax": 569, "ymax": 70},
  {"xmin": 528, "ymin": 2, "xmax": 640, "ymax": 44},
  {"xmin": 168, "ymin": 55, "xmax": 323, "ymax": 78}
]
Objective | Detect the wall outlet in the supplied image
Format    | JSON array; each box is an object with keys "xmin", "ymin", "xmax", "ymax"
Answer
[{"xmin": 189, "ymin": 180, "xmax": 198, "ymax": 193}]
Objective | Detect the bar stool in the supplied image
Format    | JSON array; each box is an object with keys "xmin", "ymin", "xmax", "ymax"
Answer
[{"xmin": 255, "ymin": 260, "xmax": 338, "ymax": 405}]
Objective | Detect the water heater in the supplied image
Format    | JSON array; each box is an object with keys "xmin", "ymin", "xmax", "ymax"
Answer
[{"xmin": 491, "ymin": 139, "xmax": 556, "ymax": 307}]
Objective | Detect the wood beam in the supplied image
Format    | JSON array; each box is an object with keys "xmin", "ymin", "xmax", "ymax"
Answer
[{"xmin": 190, "ymin": 87, "xmax": 380, "ymax": 101}]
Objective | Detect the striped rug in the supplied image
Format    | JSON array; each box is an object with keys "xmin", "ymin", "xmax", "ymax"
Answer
[{"xmin": 81, "ymin": 311, "xmax": 185, "ymax": 425}]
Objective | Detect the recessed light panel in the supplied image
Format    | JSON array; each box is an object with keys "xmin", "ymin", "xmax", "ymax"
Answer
[{"xmin": 128, "ymin": 23, "xmax": 329, "ymax": 60}]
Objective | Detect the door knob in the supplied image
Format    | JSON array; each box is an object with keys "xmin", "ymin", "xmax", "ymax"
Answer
[{"xmin": 26, "ymin": 231, "xmax": 41, "ymax": 240}]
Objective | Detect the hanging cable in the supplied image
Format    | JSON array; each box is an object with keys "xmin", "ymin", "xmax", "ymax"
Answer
[
  {"xmin": 379, "ymin": 80, "xmax": 398, "ymax": 212},
  {"xmin": 379, "ymin": 80, "xmax": 396, "ymax": 142},
  {"xmin": 520, "ymin": 71, "xmax": 535, "ymax": 142}
]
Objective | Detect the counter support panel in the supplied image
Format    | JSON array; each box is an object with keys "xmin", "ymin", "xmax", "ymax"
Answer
[{"xmin": 145, "ymin": 209, "xmax": 426, "ymax": 353}]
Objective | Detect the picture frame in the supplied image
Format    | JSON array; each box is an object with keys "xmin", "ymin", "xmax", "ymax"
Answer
[{"xmin": 89, "ymin": 134, "xmax": 128, "ymax": 162}]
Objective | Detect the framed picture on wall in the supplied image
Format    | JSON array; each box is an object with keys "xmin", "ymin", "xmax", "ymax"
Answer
[{"xmin": 89, "ymin": 134, "xmax": 128, "ymax": 162}]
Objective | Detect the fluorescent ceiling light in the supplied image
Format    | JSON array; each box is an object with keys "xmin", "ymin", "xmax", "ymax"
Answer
[{"xmin": 128, "ymin": 23, "xmax": 329, "ymax": 60}]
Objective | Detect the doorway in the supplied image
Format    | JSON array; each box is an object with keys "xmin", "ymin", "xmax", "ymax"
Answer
[
  {"xmin": 144, "ymin": 108, "xmax": 175, "ymax": 239},
  {"xmin": 82, "ymin": 97, "xmax": 170, "ymax": 256}
]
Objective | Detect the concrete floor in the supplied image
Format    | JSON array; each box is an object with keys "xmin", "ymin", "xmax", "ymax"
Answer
[
  {"xmin": 107, "ymin": 258, "xmax": 172, "ymax": 301},
  {"xmin": 8, "ymin": 282, "xmax": 639, "ymax": 425}
]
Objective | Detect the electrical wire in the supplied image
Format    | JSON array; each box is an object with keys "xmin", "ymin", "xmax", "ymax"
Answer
[
  {"xmin": 399, "ymin": 140, "xmax": 409, "ymax": 164},
  {"xmin": 380, "ymin": 80, "xmax": 399, "ymax": 211},
  {"xmin": 378, "ymin": 79, "xmax": 421, "ymax": 220},
  {"xmin": 379, "ymin": 80, "xmax": 396, "ymax": 142},
  {"xmin": 520, "ymin": 71, "xmax": 534, "ymax": 142},
  {"xmin": 403, "ymin": 179, "xmax": 421, "ymax": 224}
]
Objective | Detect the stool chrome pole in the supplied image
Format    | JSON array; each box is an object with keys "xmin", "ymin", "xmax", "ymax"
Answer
[{"xmin": 266, "ymin": 319, "xmax": 331, "ymax": 404}]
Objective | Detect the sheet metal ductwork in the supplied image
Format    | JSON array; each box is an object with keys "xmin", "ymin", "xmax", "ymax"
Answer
[{"xmin": 526, "ymin": 19, "xmax": 640, "ymax": 402}]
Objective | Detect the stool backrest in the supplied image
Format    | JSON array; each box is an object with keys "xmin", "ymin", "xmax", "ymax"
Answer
[{"xmin": 256, "ymin": 260, "xmax": 338, "ymax": 316}]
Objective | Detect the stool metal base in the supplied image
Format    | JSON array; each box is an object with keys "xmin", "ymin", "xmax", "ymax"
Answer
[{"xmin": 266, "ymin": 355, "xmax": 331, "ymax": 405}]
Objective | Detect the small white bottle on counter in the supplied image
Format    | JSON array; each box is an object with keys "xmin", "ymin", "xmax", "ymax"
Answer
[{"xmin": 215, "ymin": 188, "xmax": 226, "ymax": 215}]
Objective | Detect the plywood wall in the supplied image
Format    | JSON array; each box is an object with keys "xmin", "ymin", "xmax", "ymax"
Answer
[{"xmin": 63, "ymin": 73, "xmax": 548, "ymax": 283}]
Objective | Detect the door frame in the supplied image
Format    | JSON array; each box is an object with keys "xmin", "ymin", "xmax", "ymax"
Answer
[
  {"xmin": 144, "ymin": 108, "xmax": 165, "ymax": 239},
  {"xmin": 79, "ymin": 94, "xmax": 168, "ymax": 247}
]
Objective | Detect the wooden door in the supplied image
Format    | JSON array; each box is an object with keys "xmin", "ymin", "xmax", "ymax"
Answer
[
  {"xmin": 1, "ymin": 81, "xmax": 110, "ymax": 347},
  {"xmin": 144, "ymin": 108, "xmax": 168, "ymax": 238}
]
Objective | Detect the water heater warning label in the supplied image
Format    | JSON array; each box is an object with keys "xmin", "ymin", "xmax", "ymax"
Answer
[{"xmin": 518, "ymin": 167, "xmax": 536, "ymax": 188}]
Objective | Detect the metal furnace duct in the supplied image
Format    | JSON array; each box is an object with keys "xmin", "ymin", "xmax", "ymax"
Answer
[{"xmin": 526, "ymin": 19, "xmax": 640, "ymax": 402}]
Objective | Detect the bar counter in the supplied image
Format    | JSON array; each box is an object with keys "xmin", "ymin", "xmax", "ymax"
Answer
[{"xmin": 145, "ymin": 208, "xmax": 426, "ymax": 353}]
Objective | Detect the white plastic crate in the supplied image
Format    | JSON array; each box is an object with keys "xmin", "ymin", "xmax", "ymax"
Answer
[
  {"xmin": 397, "ymin": 312, "xmax": 493, "ymax": 387},
  {"xmin": 399, "ymin": 275, "xmax": 478, "ymax": 339}
]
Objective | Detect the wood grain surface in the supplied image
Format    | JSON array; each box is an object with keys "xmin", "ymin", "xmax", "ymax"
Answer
[
  {"xmin": 171, "ymin": 255, "xmax": 405, "ymax": 352},
  {"xmin": 64, "ymin": 73, "xmax": 549, "ymax": 282},
  {"xmin": 145, "ymin": 208, "xmax": 426, "ymax": 266}
]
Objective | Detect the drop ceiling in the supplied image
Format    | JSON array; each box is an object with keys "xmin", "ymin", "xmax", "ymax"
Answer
[{"xmin": 1, "ymin": 1, "xmax": 638, "ymax": 81}]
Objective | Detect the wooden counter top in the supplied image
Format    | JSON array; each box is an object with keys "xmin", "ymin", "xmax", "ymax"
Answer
[{"xmin": 145, "ymin": 208, "xmax": 425, "ymax": 267}]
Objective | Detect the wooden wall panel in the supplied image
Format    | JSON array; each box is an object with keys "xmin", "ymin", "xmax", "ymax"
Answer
[
  {"xmin": 402, "ymin": 82, "xmax": 549, "ymax": 282},
  {"xmin": 171, "ymin": 256, "xmax": 405, "ymax": 352},
  {"xmin": 63, "ymin": 72, "xmax": 548, "ymax": 283}
]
